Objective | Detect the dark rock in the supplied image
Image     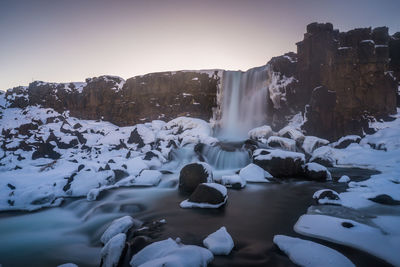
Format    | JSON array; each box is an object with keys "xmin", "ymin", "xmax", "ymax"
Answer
[
  {"xmin": 127, "ymin": 128, "xmax": 145, "ymax": 148},
  {"xmin": 7, "ymin": 183, "xmax": 16, "ymax": 190},
  {"xmin": 179, "ymin": 162, "xmax": 212, "ymax": 193},
  {"xmin": 303, "ymin": 163, "xmax": 331, "ymax": 181},
  {"xmin": 73, "ymin": 123, "xmax": 82, "ymax": 129},
  {"xmin": 188, "ymin": 183, "xmax": 226, "ymax": 205},
  {"xmin": 143, "ymin": 151, "xmax": 158, "ymax": 161},
  {"xmin": 113, "ymin": 169, "xmax": 129, "ymax": 182},
  {"xmin": 368, "ymin": 194, "xmax": 400, "ymax": 205},
  {"xmin": 253, "ymin": 150, "xmax": 305, "ymax": 178},
  {"xmin": 313, "ymin": 189, "xmax": 341, "ymax": 205},
  {"xmin": 77, "ymin": 164, "xmax": 85, "ymax": 172},
  {"xmin": 341, "ymin": 222, "xmax": 354, "ymax": 228},
  {"xmin": 32, "ymin": 142, "xmax": 61, "ymax": 160}
]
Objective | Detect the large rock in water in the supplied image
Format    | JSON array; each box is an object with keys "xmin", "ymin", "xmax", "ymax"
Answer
[
  {"xmin": 179, "ymin": 162, "xmax": 213, "ymax": 193},
  {"xmin": 303, "ymin": 163, "xmax": 332, "ymax": 181},
  {"xmin": 180, "ymin": 183, "xmax": 227, "ymax": 209},
  {"xmin": 253, "ymin": 149, "xmax": 305, "ymax": 178}
]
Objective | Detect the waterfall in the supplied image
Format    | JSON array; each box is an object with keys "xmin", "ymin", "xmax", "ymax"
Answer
[{"xmin": 218, "ymin": 64, "xmax": 271, "ymax": 140}]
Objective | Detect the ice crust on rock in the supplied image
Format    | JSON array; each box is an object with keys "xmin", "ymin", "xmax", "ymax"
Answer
[
  {"xmin": 101, "ymin": 233, "xmax": 127, "ymax": 267},
  {"xmin": 203, "ymin": 226, "xmax": 234, "ymax": 255},
  {"xmin": 273, "ymin": 235, "xmax": 354, "ymax": 267}
]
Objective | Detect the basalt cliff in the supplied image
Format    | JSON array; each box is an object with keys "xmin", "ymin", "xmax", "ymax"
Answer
[{"xmin": 3, "ymin": 22, "xmax": 400, "ymax": 141}]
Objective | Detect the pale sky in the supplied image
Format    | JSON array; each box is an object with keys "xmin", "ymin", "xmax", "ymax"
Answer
[{"xmin": 0, "ymin": 0, "xmax": 399, "ymax": 90}]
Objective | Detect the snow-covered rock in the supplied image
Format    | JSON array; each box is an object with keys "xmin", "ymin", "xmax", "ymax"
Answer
[
  {"xmin": 132, "ymin": 170, "xmax": 162, "ymax": 186},
  {"xmin": 239, "ymin": 163, "xmax": 272, "ymax": 182},
  {"xmin": 267, "ymin": 136, "xmax": 297, "ymax": 151},
  {"xmin": 313, "ymin": 189, "xmax": 341, "ymax": 205},
  {"xmin": 294, "ymin": 214, "xmax": 400, "ymax": 266},
  {"xmin": 302, "ymin": 136, "xmax": 330, "ymax": 155},
  {"xmin": 203, "ymin": 227, "xmax": 234, "ymax": 255},
  {"xmin": 253, "ymin": 149, "xmax": 305, "ymax": 177},
  {"xmin": 333, "ymin": 135, "xmax": 361, "ymax": 149},
  {"xmin": 214, "ymin": 175, "xmax": 246, "ymax": 189},
  {"xmin": 338, "ymin": 175, "xmax": 351, "ymax": 183},
  {"xmin": 278, "ymin": 126, "xmax": 305, "ymax": 144},
  {"xmin": 130, "ymin": 238, "xmax": 213, "ymax": 267},
  {"xmin": 248, "ymin": 125, "xmax": 273, "ymax": 142},
  {"xmin": 273, "ymin": 235, "xmax": 354, "ymax": 267},
  {"xmin": 179, "ymin": 162, "xmax": 213, "ymax": 193},
  {"xmin": 101, "ymin": 233, "xmax": 126, "ymax": 267},
  {"xmin": 101, "ymin": 216, "xmax": 140, "ymax": 244},
  {"xmin": 180, "ymin": 183, "xmax": 227, "ymax": 209},
  {"xmin": 303, "ymin": 163, "xmax": 332, "ymax": 181}
]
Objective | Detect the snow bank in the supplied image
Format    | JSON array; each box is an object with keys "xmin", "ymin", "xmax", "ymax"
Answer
[
  {"xmin": 130, "ymin": 238, "xmax": 213, "ymax": 267},
  {"xmin": 273, "ymin": 235, "xmax": 354, "ymax": 267},
  {"xmin": 203, "ymin": 227, "xmax": 234, "ymax": 255},
  {"xmin": 294, "ymin": 214, "xmax": 400, "ymax": 266}
]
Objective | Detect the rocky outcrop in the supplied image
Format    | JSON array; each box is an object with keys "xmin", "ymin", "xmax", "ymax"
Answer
[
  {"xmin": 296, "ymin": 23, "xmax": 397, "ymax": 140},
  {"xmin": 6, "ymin": 71, "xmax": 221, "ymax": 126}
]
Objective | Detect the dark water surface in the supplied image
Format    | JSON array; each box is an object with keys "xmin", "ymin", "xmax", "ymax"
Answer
[{"xmin": 0, "ymin": 169, "xmax": 389, "ymax": 267}]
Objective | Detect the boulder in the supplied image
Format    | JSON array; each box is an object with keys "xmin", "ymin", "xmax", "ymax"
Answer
[
  {"xmin": 368, "ymin": 194, "xmax": 400, "ymax": 205},
  {"xmin": 253, "ymin": 149, "xmax": 305, "ymax": 177},
  {"xmin": 303, "ymin": 163, "xmax": 332, "ymax": 181},
  {"xmin": 267, "ymin": 136, "xmax": 297, "ymax": 151},
  {"xmin": 239, "ymin": 163, "xmax": 272, "ymax": 183},
  {"xmin": 214, "ymin": 175, "xmax": 246, "ymax": 189},
  {"xmin": 180, "ymin": 183, "xmax": 227, "ymax": 208},
  {"xmin": 179, "ymin": 162, "xmax": 213, "ymax": 193},
  {"xmin": 203, "ymin": 227, "xmax": 234, "ymax": 255},
  {"xmin": 313, "ymin": 189, "xmax": 341, "ymax": 205},
  {"xmin": 333, "ymin": 135, "xmax": 361, "ymax": 149},
  {"xmin": 302, "ymin": 136, "xmax": 330, "ymax": 155}
]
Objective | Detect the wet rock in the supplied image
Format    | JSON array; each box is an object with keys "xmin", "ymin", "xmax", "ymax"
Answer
[
  {"xmin": 127, "ymin": 128, "xmax": 145, "ymax": 148},
  {"xmin": 31, "ymin": 142, "xmax": 61, "ymax": 160},
  {"xmin": 368, "ymin": 194, "xmax": 400, "ymax": 205},
  {"xmin": 341, "ymin": 222, "xmax": 354, "ymax": 228},
  {"xmin": 179, "ymin": 162, "xmax": 213, "ymax": 193},
  {"xmin": 77, "ymin": 164, "xmax": 85, "ymax": 172}
]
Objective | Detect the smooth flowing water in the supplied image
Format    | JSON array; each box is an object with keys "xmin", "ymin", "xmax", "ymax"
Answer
[{"xmin": 0, "ymin": 150, "xmax": 387, "ymax": 267}]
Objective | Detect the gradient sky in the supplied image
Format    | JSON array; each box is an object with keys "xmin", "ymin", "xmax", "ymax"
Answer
[{"xmin": 1, "ymin": 0, "xmax": 399, "ymax": 91}]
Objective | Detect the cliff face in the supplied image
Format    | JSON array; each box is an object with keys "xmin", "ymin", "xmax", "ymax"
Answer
[
  {"xmin": 4, "ymin": 22, "xmax": 399, "ymax": 141},
  {"xmin": 279, "ymin": 23, "xmax": 397, "ymax": 140},
  {"xmin": 6, "ymin": 71, "xmax": 221, "ymax": 126}
]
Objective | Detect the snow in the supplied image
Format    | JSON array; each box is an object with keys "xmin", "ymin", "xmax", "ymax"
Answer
[
  {"xmin": 239, "ymin": 163, "xmax": 272, "ymax": 182},
  {"xmin": 294, "ymin": 214, "xmax": 400, "ymax": 266},
  {"xmin": 248, "ymin": 125, "xmax": 273, "ymax": 142},
  {"xmin": 254, "ymin": 149, "xmax": 305, "ymax": 162},
  {"xmin": 132, "ymin": 170, "xmax": 162, "ymax": 186},
  {"xmin": 198, "ymin": 162, "xmax": 214, "ymax": 183},
  {"xmin": 101, "ymin": 233, "xmax": 126, "ymax": 267},
  {"xmin": 57, "ymin": 264, "xmax": 78, "ymax": 267},
  {"xmin": 203, "ymin": 227, "xmax": 234, "ymax": 255},
  {"xmin": 302, "ymin": 136, "xmax": 329, "ymax": 154},
  {"xmin": 268, "ymin": 71, "xmax": 296, "ymax": 109},
  {"xmin": 338, "ymin": 175, "xmax": 350, "ymax": 183},
  {"xmin": 360, "ymin": 39, "xmax": 375, "ymax": 44},
  {"xmin": 214, "ymin": 175, "xmax": 246, "ymax": 188},
  {"xmin": 278, "ymin": 126, "xmax": 304, "ymax": 143},
  {"xmin": 101, "ymin": 216, "xmax": 138, "ymax": 244},
  {"xmin": 332, "ymin": 135, "xmax": 361, "ymax": 148},
  {"xmin": 267, "ymin": 136, "xmax": 296, "ymax": 151},
  {"xmin": 130, "ymin": 238, "xmax": 213, "ymax": 267},
  {"xmin": 273, "ymin": 235, "xmax": 354, "ymax": 267}
]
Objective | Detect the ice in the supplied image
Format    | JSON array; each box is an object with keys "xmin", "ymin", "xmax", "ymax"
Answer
[
  {"xmin": 278, "ymin": 126, "xmax": 304, "ymax": 143},
  {"xmin": 101, "ymin": 233, "xmax": 126, "ymax": 267},
  {"xmin": 101, "ymin": 216, "xmax": 137, "ymax": 244},
  {"xmin": 239, "ymin": 163, "xmax": 272, "ymax": 182},
  {"xmin": 273, "ymin": 235, "xmax": 354, "ymax": 267},
  {"xmin": 203, "ymin": 227, "xmax": 234, "ymax": 255},
  {"xmin": 130, "ymin": 238, "xmax": 213, "ymax": 267},
  {"xmin": 294, "ymin": 214, "xmax": 400, "ymax": 266}
]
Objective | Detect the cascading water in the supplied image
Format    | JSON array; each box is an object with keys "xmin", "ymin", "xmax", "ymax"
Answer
[{"xmin": 218, "ymin": 64, "xmax": 271, "ymax": 140}]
